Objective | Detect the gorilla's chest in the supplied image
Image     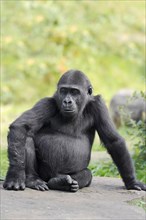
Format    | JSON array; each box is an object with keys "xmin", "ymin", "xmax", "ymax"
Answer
[
  {"xmin": 44, "ymin": 114, "xmax": 92, "ymax": 137},
  {"xmin": 35, "ymin": 116, "xmax": 94, "ymax": 173},
  {"xmin": 38, "ymin": 134, "xmax": 91, "ymax": 174}
]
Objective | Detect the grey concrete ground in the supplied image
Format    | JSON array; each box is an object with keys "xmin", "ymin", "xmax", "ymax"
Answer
[{"xmin": 1, "ymin": 177, "xmax": 146, "ymax": 220}]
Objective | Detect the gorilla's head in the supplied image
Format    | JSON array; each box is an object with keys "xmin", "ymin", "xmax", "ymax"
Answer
[{"xmin": 54, "ymin": 70, "xmax": 93, "ymax": 118}]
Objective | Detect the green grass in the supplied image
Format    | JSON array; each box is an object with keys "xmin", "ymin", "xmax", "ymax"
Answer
[
  {"xmin": 0, "ymin": 149, "xmax": 8, "ymax": 180},
  {"xmin": 128, "ymin": 197, "xmax": 146, "ymax": 211},
  {"xmin": 89, "ymin": 161, "xmax": 120, "ymax": 178}
]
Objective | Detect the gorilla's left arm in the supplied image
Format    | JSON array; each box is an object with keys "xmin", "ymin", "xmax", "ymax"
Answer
[{"xmin": 93, "ymin": 95, "xmax": 146, "ymax": 191}]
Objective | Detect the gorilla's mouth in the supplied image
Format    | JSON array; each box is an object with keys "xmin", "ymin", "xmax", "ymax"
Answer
[
  {"xmin": 62, "ymin": 105, "xmax": 76, "ymax": 112},
  {"xmin": 63, "ymin": 109, "xmax": 75, "ymax": 113},
  {"xmin": 61, "ymin": 107, "xmax": 76, "ymax": 116}
]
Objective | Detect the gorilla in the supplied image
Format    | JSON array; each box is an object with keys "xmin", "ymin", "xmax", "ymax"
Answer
[{"xmin": 3, "ymin": 70, "xmax": 146, "ymax": 192}]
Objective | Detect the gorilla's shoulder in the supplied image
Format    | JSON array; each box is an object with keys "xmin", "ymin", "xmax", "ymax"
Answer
[
  {"xmin": 33, "ymin": 97, "xmax": 57, "ymax": 110},
  {"xmin": 94, "ymin": 94, "xmax": 102, "ymax": 101}
]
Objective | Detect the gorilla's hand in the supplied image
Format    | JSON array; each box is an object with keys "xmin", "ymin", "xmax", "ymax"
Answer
[
  {"xmin": 126, "ymin": 181, "xmax": 146, "ymax": 191},
  {"xmin": 3, "ymin": 169, "xmax": 25, "ymax": 190}
]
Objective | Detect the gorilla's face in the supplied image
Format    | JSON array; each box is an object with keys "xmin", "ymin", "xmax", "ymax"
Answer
[
  {"xmin": 58, "ymin": 85, "xmax": 82, "ymax": 117},
  {"xmin": 54, "ymin": 70, "xmax": 93, "ymax": 118}
]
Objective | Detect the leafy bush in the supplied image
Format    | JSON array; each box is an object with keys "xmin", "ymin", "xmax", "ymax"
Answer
[
  {"xmin": 89, "ymin": 161, "xmax": 119, "ymax": 178},
  {"xmin": 130, "ymin": 120, "xmax": 146, "ymax": 183},
  {"xmin": 121, "ymin": 92, "xmax": 146, "ymax": 183}
]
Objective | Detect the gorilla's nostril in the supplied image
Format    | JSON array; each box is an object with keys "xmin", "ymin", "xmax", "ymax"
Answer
[{"xmin": 63, "ymin": 99, "xmax": 72, "ymax": 106}]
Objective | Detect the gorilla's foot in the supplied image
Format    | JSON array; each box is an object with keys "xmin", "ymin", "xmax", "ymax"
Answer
[
  {"xmin": 26, "ymin": 176, "xmax": 49, "ymax": 191},
  {"xmin": 3, "ymin": 178, "xmax": 25, "ymax": 191},
  {"xmin": 47, "ymin": 175, "xmax": 79, "ymax": 192},
  {"xmin": 3, "ymin": 170, "xmax": 26, "ymax": 191}
]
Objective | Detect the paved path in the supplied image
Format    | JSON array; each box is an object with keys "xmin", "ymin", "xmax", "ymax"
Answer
[{"xmin": 1, "ymin": 177, "xmax": 146, "ymax": 220}]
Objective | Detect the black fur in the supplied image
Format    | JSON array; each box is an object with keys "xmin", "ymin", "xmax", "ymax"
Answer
[{"xmin": 3, "ymin": 70, "xmax": 146, "ymax": 192}]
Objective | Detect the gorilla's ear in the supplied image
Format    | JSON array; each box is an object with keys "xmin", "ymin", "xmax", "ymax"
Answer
[{"xmin": 88, "ymin": 86, "xmax": 93, "ymax": 95}]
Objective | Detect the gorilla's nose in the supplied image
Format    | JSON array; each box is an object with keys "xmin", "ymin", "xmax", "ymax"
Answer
[{"xmin": 63, "ymin": 98, "xmax": 73, "ymax": 107}]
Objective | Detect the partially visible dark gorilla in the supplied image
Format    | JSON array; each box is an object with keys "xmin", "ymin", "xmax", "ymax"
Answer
[
  {"xmin": 3, "ymin": 70, "xmax": 146, "ymax": 192},
  {"xmin": 110, "ymin": 89, "xmax": 146, "ymax": 127}
]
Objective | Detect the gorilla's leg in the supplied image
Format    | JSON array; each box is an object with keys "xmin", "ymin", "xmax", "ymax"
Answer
[
  {"xmin": 47, "ymin": 169, "xmax": 92, "ymax": 192},
  {"xmin": 71, "ymin": 168, "xmax": 92, "ymax": 189},
  {"xmin": 25, "ymin": 137, "xmax": 49, "ymax": 191},
  {"xmin": 47, "ymin": 175, "xmax": 79, "ymax": 192}
]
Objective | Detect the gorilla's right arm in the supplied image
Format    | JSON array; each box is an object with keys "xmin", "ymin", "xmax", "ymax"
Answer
[{"xmin": 4, "ymin": 98, "xmax": 57, "ymax": 189}]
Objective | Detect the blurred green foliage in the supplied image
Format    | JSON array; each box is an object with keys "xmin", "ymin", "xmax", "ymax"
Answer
[
  {"xmin": 128, "ymin": 197, "xmax": 146, "ymax": 211},
  {"xmin": 1, "ymin": 0, "xmax": 145, "ymax": 105},
  {"xmin": 128, "ymin": 121, "xmax": 146, "ymax": 183},
  {"xmin": 119, "ymin": 91, "xmax": 146, "ymax": 183},
  {"xmin": 89, "ymin": 160, "xmax": 119, "ymax": 178},
  {"xmin": 0, "ymin": 149, "xmax": 8, "ymax": 180}
]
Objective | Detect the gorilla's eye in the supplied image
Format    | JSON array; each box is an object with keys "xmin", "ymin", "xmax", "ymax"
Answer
[
  {"xmin": 71, "ymin": 89, "xmax": 80, "ymax": 96},
  {"xmin": 60, "ymin": 88, "xmax": 68, "ymax": 95},
  {"xmin": 88, "ymin": 87, "xmax": 92, "ymax": 95}
]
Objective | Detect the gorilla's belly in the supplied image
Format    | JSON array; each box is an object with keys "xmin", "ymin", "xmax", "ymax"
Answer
[{"xmin": 35, "ymin": 133, "xmax": 91, "ymax": 174}]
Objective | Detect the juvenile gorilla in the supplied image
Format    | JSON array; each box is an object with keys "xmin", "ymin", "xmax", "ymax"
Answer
[{"xmin": 3, "ymin": 70, "xmax": 146, "ymax": 192}]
